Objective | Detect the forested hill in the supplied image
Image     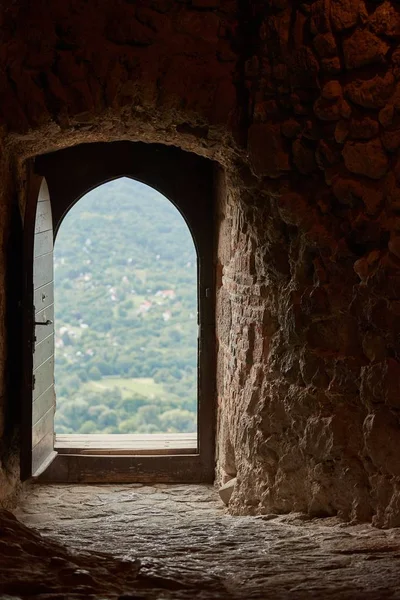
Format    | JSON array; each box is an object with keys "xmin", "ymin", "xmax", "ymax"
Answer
[{"xmin": 54, "ymin": 177, "xmax": 198, "ymax": 435}]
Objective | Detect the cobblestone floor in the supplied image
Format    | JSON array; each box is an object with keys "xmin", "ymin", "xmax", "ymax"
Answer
[{"xmin": 12, "ymin": 483, "xmax": 400, "ymax": 599}]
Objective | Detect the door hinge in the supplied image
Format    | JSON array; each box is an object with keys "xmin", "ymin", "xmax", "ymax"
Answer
[{"xmin": 32, "ymin": 374, "xmax": 36, "ymax": 390}]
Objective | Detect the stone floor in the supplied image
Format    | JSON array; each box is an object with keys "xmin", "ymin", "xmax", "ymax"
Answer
[{"xmin": 7, "ymin": 483, "xmax": 400, "ymax": 599}]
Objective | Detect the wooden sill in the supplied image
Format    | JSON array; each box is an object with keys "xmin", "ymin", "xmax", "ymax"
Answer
[{"xmin": 55, "ymin": 433, "xmax": 198, "ymax": 455}]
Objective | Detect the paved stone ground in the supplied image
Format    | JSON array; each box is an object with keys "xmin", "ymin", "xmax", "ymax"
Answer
[{"xmin": 12, "ymin": 484, "xmax": 400, "ymax": 599}]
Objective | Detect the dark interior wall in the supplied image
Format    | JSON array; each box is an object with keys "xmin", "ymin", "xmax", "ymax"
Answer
[
  {"xmin": 0, "ymin": 145, "xmax": 22, "ymax": 506},
  {"xmin": 1, "ymin": 0, "xmax": 400, "ymax": 527}
]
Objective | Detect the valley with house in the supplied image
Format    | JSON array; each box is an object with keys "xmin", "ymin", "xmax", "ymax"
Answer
[{"xmin": 54, "ymin": 177, "xmax": 198, "ymax": 435}]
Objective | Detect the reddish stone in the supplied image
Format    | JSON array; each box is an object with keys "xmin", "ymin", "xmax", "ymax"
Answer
[
  {"xmin": 106, "ymin": 14, "xmax": 154, "ymax": 45},
  {"xmin": 342, "ymin": 139, "xmax": 388, "ymax": 179},
  {"xmin": 333, "ymin": 176, "xmax": 383, "ymax": 214},
  {"xmin": 385, "ymin": 172, "xmax": 400, "ymax": 210},
  {"xmin": 335, "ymin": 120, "xmax": 349, "ymax": 143},
  {"xmin": 343, "ymin": 30, "xmax": 390, "ymax": 69},
  {"xmin": 330, "ymin": 0, "xmax": 365, "ymax": 31},
  {"xmin": 354, "ymin": 256, "xmax": 370, "ymax": 281},
  {"xmin": 389, "ymin": 234, "xmax": 400, "ymax": 259},
  {"xmin": 388, "ymin": 82, "xmax": 400, "ymax": 110},
  {"xmin": 192, "ymin": 0, "xmax": 220, "ymax": 6},
  {"xmin": 289, "ymin": 46, "xmax": 320, "ymax": 89},
  {"xmin": 311, "ymin": 0, "xmax": 333, "ymax": 34},
  {"xmin": 149, "ymin": 0, "xmax": 174, "ymax": 12},
  {"xmin": 392, "ymin": 48, "xmax": 400, "ymax": 80},
  {"xmin": 314, "ymin": 97, "xmax": 342, "ymax": 120},
  {"xmin": 313, "ymin": 32, "xmax": 337, "ymax": 58},
  {"xmin": 345, "ymin": 72, "xmax": 394, "ymax": 109},
  {"xmin": 136, "ymin": 7, "xmax": 170, "ymax": 32},
  {"xmin": 381, "ymin": 129, "xmax": 400, "ymax": 152},
  {"xmin": 379, "ymin": 103, "xmax": 395, "ymax": 128},
  {"xmin": 247, "ymin": 124, "xmax": 290, "ymax": 178},
  {"xmin": 216, "ymin": 40, "xmax": 237, "ymax": 62},
  {"xmin": 349, "ymin": 117, "xmax": 379, "ymax": 140},
  {"xmin": 321, "ymin": 80, "xmax": 342, "ymax": 100},
  {"xmin": 292, "ymin": 139, "xmax": 317, "ymax": 174},
  {"xmin": 281, "ymin": 119, "xmax": 302, "ymax": 138},
  {"xmin": 179, "ymin": 11, "xmax": 219, "ymax": 43},
  {"xmin": 369, "ymin": 1, "xmax": 400, "ymax": 38},
  {"xmin": 316, "ymin": 139, "xmax": 342, "ymax": 167},
  {"xmin": 277, "ymin": 192, "xmax": 311, "ymax": 227},
  {"xmin": 212, "ymin": 79, "xmax": 236, "ymax": 124},
  {"xmin": 320, "ymin": 57, "xmax": 342, "ymax": 74}
]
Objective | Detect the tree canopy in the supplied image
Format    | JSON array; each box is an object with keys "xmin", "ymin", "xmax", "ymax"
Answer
[{"xmin": 54, "ymin": 177, "xmax": 198, "ymax": 435}]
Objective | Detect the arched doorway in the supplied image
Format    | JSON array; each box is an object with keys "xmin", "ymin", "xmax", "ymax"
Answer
[
  {"xmin": 54, "ymin": 177, "xmax": 198, "ymax": 447},
  {"xmin": 21, "ymin": 142, "xmax": 215, "ymax": 483}
]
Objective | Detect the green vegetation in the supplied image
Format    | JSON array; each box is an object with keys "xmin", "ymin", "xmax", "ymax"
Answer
[{"xmin": 54, "ymin": 177, "xmax": 197, "ymax": 434}]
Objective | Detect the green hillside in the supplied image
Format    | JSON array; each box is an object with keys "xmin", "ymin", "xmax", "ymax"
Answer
[{"xmin": 54, "ymin": 177, "xmax": 198, "ymax": 434}]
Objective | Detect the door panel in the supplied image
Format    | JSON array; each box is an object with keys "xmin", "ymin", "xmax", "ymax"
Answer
[
  {"xmin": 31, "ymin": 431, "xmax": 55, "ymax": 477},
  {"xmin": 33, "ymin": 386, "xmax": 56, "ymax": 426},
  {"xmin": 33, "ymin": 357, "xmax": 54, "ymax": 401},
  {"xmin": 33, "ymin": 334, "xmax": 54, "ymax": 371},
  {"xmin": 30, "ymin": 178, "xmax": 57, "ymax": 477},
  {"xmin": 33, "ymin": 253, "xmax": 53, "ymax": 289},
  {"xmin": 32, "ymin": 407, "xmax": 54, "ymax": 447},
  {"xmin": 34, "ymin": 199, "xmax": 53, "ymax": 233},
  {"xmin": 34, "ymin": 282, "xmax": 54, "ymax": 313},
  {"xmin": 34, "ymin": 230, "xmax": 53, "ymax": 259},
  {"xmin": 34, "ymin": 305, "xmax": 54, "ymax": 345}
]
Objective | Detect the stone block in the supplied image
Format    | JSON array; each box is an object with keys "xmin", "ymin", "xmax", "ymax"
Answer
[{"xmin": 218, "ymin": 477, "xmax": 237, "ymax": 505}]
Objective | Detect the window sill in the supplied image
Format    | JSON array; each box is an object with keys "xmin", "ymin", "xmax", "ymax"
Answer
[{"xmin": 55, "ymin": 432, "xmax": 198, "ymax": 455}]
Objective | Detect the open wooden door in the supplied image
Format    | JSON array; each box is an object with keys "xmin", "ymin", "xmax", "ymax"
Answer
[{"xmin": 21, "ymin": 175, "xmax": 57, "ymax": 479}]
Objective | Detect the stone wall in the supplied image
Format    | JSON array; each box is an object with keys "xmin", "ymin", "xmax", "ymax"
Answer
[
  {"xmin": 1, "ymin": 0, "xmax": 400, "ymax": 526},
  {"xmin": 216, "ymin": 0, "xmax": 400, "ymax": 527}
]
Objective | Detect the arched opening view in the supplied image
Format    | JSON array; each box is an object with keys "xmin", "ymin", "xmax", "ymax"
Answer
[{"xmin": 53, "ymin": 177, "xmax": 198, "ymax": 452}]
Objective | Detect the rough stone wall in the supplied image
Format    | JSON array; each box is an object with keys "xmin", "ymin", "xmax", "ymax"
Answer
[
  {"xmin": 1, "ymin": 0, "xmax": 400, "ymax": 527},
  {"xmin": 216, "ymin": 0, "xmax": 400, "ymax": 527},
  {"xmin": 0, "ymin": 0, "xmax": 238, "ymax": 140}
]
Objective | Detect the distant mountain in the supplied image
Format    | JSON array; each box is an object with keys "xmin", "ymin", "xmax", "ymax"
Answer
[{"xmin": 54, "ymin": 177, "xmax": 198, "ymax": 435}]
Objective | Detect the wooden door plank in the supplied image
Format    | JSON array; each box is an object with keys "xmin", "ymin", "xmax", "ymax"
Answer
[
  {"xmin": 33, "ymin": 333, "xmax": 54, "ymax": 371},
  {"xmin": 32, "ymin": 431, "xmax": 55, "ymax": 477},
  {"xmin": 35, "ymin": 200, "xmax": 52, "ymax": 233},
  {"xmin": 32, "ymin": 451, "xmax": 57, "ymax": 479},
  {"xmin": 34, "ymin": 230, "xmax": 53, "ymax": 259},
  {"xmin": 33, "ymin": 253, "xmax": 53, "ymax": 289},
  {"xmin": 34, "ymin": 305, "xmax": 54, "ymax": 344},
  {"xmin": 33, "ymin": 357, "xmax": 54, "ymax": 401},
  {"xmin": 34, "ymin": 282, "xmax": 54, "ymax": 313},
  {"xmin": 33, "ymin": 385, "xmax": 56, "ymax": 426},
  {"xmin": 32, "ymin": 406, "xmax": 54, "ymax": 448}
]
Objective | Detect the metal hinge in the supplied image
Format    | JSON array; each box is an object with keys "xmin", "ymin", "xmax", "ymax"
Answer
[{"xmin": 32, "ymin": 375, "xmax": 35, "ymax": 390}]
